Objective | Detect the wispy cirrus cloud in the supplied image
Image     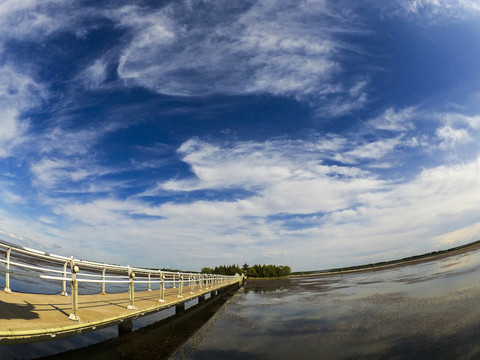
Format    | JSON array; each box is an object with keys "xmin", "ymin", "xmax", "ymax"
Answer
[
  {"xmin": 425, "ymin": 111, "xmax": 480, "ymax": 156},
  {"xmin": 30, "ymin": 158, "xmax": 100, "ymax": 189},
  {"xmin": 28, "ymin": 124, "xmax": 130, "ymax": 194},
  {"xmin": 154, "ymin": 137, "xmax": 372, "ymax": 194},
  {"xmin": 368, "ymin": 107, "xmax": 417, "ymax": 132},
  {"xmin": 334, "ymin": 137, "xmax": 404, "ymax": 164},
  {"xmin": 399, "ymin": 0, "xmax": 480, "ymax": 16},
  {"xmin": 373, "ymin": 0, "xmax": 480, "ymax": 21},
  {"xmin": 0, "ymin": 0, "xmax": 67, "ymax": 40},
  {"xmin": 0, "ymin": 65, "xmax": 46, "ymax": 158},
  {"xmin": 436, "ymin": 125, "xmax": 472, "ymax": 149},
  {"xmin": 104, "ymin": 0, "xmax": 370, "ymax": 114},
  {"xmin": 80, "ymin": 59, "xmax": 108, "ymax": 90}
]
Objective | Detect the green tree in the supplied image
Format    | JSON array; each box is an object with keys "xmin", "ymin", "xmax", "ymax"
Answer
[
  {"xmin": 246, "ymin": 267, "xmax": 257, "ymax": 277},
  {"xmin": 201, "ymin": 263, "xmax": 290, "ymax": 278},
  {"xmin": 201, "ymin": 267, "xmax": 213, "ymax": 274}
]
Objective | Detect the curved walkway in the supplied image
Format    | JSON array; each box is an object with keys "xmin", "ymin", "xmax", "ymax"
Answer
[{"xmin": 0, "ymin": 282, "xmax": 238, "ymax": 343}]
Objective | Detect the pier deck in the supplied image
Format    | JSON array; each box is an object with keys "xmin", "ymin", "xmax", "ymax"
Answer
[{"xmin": 0, "ymin": 284, "xmax": 233, "ymax": 343}]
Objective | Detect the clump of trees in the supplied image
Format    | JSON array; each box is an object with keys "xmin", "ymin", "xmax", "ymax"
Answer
[
  {"xmin": 201, "ymin": 264, "xmax": 291, "ymax": 278},
  {"xmin": 246, "ymin": 264, "xmax": 291, "ymax": 278},
  {"xmin": 201, "ymin": 264, "xmax": 244, "ymax": 276}
]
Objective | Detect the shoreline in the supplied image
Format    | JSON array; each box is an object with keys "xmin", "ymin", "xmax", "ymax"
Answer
[
  {"xmin": 293, "ymin": 240, "xmax": 480, "ymax": 277},
  {"xmin": 245, "ymin": 241, "xmax": 480, "ymax": 288}
]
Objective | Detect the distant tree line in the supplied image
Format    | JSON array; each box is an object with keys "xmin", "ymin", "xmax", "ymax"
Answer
[
  {"xmin": 160, "ymin": 268, "xmax": 182, "ymax": 273},
  {"xmin": 201, "ymin": 264, "xmax": 244, "ymax": 276},
  {"xmin": 245, "ymin": 264, "xmax": 291, "ymax": 278},
  {"xmin": 201, "ymin": 264, "xmax": 291, "ymax": 278}
]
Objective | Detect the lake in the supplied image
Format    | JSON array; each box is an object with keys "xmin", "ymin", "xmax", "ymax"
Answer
[{"xmin": 172, "ymin": 247, "xmax": 480, "ymax": 359}]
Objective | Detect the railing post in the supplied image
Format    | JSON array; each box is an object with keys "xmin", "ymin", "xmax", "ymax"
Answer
[
  {"xmin": 159, "ymin": 272, "xmax": 166, "ymax": 303},
  {"xmin": 68, "ymin": 258, "xmax": 80, "ymax": 321},
  {"xmin": 61, "ymin": 261, "xmax": 68, "ymax": 296},
  {"xmin": 4, "ymin": 247, "xmax": 12, "ymax": 293},
  {"xmin": 190, "ymin": 274, "xmax": 194, "ymax": 294},
  {"xmin": 199, "ymin": 274, "xmax": 203, "ymax": 291},
  {"xmin": 148, "ymin": 272, "xmax": 152, "ymax": 292},
  {"xmin": 127, "ymin": 266, "xmax": 137, "ymax": 310},
  {"xmin": 173, "ymin": 273, "xmax": 176, "ymax": 288},
  {"xmin": 178, "ymin": 275, "xmax": 183, "ymax": 298},
  {"xmin": 101, "ymin": 268, "xmax": 107, "ymax": 295}
]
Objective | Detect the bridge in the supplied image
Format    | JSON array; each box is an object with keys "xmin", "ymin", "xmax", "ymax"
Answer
[{"xmin": 0, "ymin": 240, "xmax": 243, "ymax": 343}]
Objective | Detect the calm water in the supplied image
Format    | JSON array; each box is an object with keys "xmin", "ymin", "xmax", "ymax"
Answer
[{"xmin": 174, "ymin": 249, "xmax": 480, "ymax": 360}]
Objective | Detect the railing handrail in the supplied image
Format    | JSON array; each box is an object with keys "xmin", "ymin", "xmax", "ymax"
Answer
[
  {"xmin": 0, "ymin": 238, "xmax": 227, "ymax": 280},
  {"xmin": 0, "ymin": 238, "xmax": 238, "ymax": 283},
  {"xmin": 0, "ymin": 238, "xmax": 243, "ymax": 322}
]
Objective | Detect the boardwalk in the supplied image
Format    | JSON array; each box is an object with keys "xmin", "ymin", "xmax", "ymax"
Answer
[
  {"xmin": 0, "ymin": 283, "xmax": 238, "ymax": 343},
  {"xmin": 0, "ymin": 240, "xmax": 243, "ymax": 343}
]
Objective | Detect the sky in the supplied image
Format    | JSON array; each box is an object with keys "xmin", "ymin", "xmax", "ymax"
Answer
[{"xmin": 1, "ymin": 0, "xmax": 480, "ymax": 271}]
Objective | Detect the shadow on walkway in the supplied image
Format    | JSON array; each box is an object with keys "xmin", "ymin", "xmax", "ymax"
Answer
[{"xmin": 0, "ymin": 300, "xmax": 39, "ymax": 320}]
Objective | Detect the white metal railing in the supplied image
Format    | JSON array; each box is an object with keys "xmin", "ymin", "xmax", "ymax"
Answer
[{"xmin": 0, "ymin": 239, "xmax": 240, "ymax": 322}]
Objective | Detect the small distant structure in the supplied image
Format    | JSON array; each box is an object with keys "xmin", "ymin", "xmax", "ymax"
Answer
[{"xmin": 242, "ymin": 262, "xmax": 249, "ymax": 272}]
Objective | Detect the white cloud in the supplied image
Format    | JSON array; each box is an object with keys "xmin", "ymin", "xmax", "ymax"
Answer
[
  {"xmin": 437, "ymin": 112, "xmax": 480, "ymax": 130},
  {"xmin": 81, "ymin": 59, "xmax": 108, "ymax": 89},
  {"xmin": 0, "ymin": 65, "xmax": 46, "ymax": 158},
  {"xmin": 28, "ymin": 121, "xmax": 133, "ymax": 192},
  {"xmin": 369, "ymin": 107, "xmax": 416, "ymax": 131},
  {"xmin": 436, "ymin": 125, "xmax": 472, "ymax": 149},
  {"xmin": 30, "ymin": 158, "xmax": 103, "ymax": 189},
  {"xmin": 31, "ymin": 158, "xmax": 76, "ymax": 188},
  {"xmin": 0, "ymin": 108, "xmax": 27, "ymax": 158},
  {"xmin": 0, "ymin": 185, "xmax": 24, "ymax": 205},
  {"xmin": 434, "ymin": 221, "xmax": 480, "ymax": 248},
  {"xmin": 0, "ymin": 65, "xmax": 45, "ymax": 108},
  {"xmin": 109, "ymin": 1, "xmax": 366, "ymax": 112},
  {"xmin": 377, "ymin": 0, "xmax": 480, "ymax": 21},
  {"xmin": 39, "ymin": 125, "xmax": 110, "ymax": 157},
  {"xmin": 0, "ymin": 0, "xmax": 77, "ymax": 41},
  {"xmin": 401, "ymin": 0, "xmax": 480, "ymax": 15},
  {"xmin": 334, "ymin": 137, "xmax": 402, "ymax": 164},
  {"xmin": 157, "ymin": 137, "xmax": 373, "ymax": 193}
]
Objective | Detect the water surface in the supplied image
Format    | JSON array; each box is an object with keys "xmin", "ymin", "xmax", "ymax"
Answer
[{"xmin": 177, "ymin": 249, "xmax": 480, "ymax": 359}]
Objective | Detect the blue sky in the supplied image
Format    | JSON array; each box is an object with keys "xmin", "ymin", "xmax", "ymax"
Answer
[{"xmin": 1, "ymin": 0, "xmax": 480, "ymax": 271}]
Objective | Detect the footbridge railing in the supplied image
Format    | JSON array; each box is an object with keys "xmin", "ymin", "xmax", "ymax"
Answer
[{"xmin": 0, "ymin": 239, "xmax": 240, "ymax": 322}]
